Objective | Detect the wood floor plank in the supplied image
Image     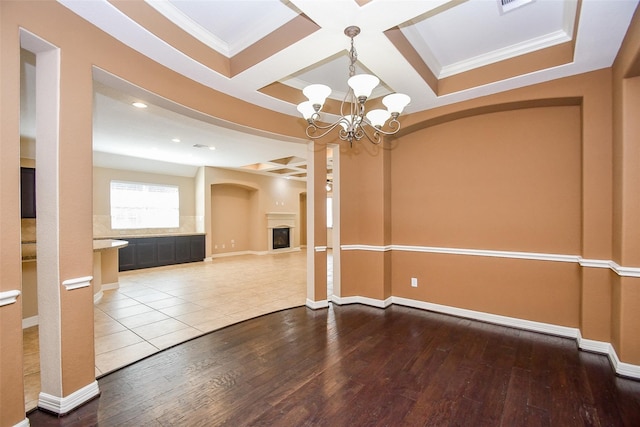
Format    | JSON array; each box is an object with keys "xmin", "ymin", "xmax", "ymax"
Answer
[{"xmin": 28, "ymin": 304, "xmax": 640, "ymax": 426}]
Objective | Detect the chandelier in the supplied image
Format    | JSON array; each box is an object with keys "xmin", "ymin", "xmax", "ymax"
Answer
[{"xmin": 297, "ymin": 26, "xmax": 410, "ymax": 146}]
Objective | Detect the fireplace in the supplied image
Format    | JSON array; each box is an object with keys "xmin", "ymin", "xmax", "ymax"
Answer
[
  {"xmin": 266, "ymin": 212, "xmax": 296, "ymax": 253},
  {"xmin": 272, "ymin": 227, "xmax": 290, "ymax": 250}
]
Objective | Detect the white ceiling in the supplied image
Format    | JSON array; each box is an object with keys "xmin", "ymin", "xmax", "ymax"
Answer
[{"xmin": 22, "ymin": 0, "xmax": 639, "ymax": 177}]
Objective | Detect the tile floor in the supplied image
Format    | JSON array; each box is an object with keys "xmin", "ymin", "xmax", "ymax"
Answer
[{"xmin": 23, "ymin": 249, "xmax": 315, "ymax": 412}]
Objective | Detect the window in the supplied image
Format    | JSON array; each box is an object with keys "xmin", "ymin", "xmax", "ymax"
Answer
[
  {"xmin": 327, "ymin": 197, "xmax": 333, "ymax": 228},
  {"xmin": 110, "ymin": 181, "xmax": 179, "ymax": 229}
]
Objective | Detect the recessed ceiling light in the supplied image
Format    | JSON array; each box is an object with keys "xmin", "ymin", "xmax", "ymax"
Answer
[
  {"xmin": 132, "ymin": 102, "xmax": 148, "ymax": 109},
  {"xmin": 209, "ymin": 146, "xmax": 216, "ymax": 151},
  {"xmin": 171, "ymin": 138, "xmax": 181, "ymax": 143}
]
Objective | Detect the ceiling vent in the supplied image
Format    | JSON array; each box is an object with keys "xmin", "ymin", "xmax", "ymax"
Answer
[
  {"xmin": 193, "ymin": 143, "xmax": 214, "ymax": 150},
  {"xmin": 499, "ymin": 0, "xmax": 534, "ymax": 14}
]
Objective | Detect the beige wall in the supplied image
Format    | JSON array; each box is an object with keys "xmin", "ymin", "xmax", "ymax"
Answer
[
  {"xmin": 203, "ymin": 167, "xmax": 306, "ymax": 256},
  {"xmin": 211, "ymin": 184, "xmax": 254, "ymax": 253},
  {"xmin": 93, "ymin": 166, "xmax": 197, "ymax": 237},
  {"xmin": 93, "ymin": 166, "xmax": 306, "ymax": 254}
]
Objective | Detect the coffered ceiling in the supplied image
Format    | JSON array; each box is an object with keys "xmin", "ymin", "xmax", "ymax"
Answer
[{"xmin": 48, "ymin": 0, "xmax": 638, "ymax": 178}]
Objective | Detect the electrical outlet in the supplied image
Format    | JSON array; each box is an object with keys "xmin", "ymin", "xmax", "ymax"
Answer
[
  {"xmin": 222, "ymin": 244, "xmax": 225, "ymax": 249},
  {"xmin": 214, "ymin": 244, "xmax": 217, "ymax": 249},
  {"xmin": 411, "ymin": 277, "xmax": 418, "ymax": 288}
]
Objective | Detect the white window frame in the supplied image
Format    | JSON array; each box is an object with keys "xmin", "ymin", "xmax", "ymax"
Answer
[{"xmin": 110, "ymin": 180, "xmax": 179, "ymax": 230}]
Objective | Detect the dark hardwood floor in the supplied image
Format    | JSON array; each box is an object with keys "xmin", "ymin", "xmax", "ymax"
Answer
[{"xmin": 28, "ymin": 304, "xmax": 640, "ymax": 426}]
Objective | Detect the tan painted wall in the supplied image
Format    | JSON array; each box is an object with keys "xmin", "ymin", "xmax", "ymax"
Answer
[
  {"xmin": 2, "ymin": 0, "xmax": 640, "ymax": 423},
  {"xmin": 388, "ymin": 105, "xmax": 582, "ymax": 324},
  {"xmin": 392, "ymin": 106, "xmax": 582, "ymax": 254},
  {"xmin": 611, "ymin": 6, "xmax": 640, "ymax": 363},
  {"xmin": 340, "ymin": 70, "xmax": 622, "ymax": 355}
]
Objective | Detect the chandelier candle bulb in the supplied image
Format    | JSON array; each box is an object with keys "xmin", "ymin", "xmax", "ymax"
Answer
[
  {"xmin": 347, "ymin": 74, "xmax": 380, "ymax": 101},
  {"xmin": 366, "ymin": 109, "xmax": 391, "ymax": 128},
  {"xmin": 297, "ymin": 101, "xmax": 316, "ymax": 121},
  {"xmin": 382, "ymin": 93, "xmax": 411, "ymax": 116},
  {"xmin": 303, "ymin": 84, "xmax": 331, "ymax": 110}
]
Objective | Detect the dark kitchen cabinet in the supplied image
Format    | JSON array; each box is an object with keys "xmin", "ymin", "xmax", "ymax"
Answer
[{"xmin": 118, "ymin": 234, "xmax": 205, "ymax": 271}]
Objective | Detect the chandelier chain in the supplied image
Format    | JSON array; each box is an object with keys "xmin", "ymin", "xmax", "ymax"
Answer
[{"xmin": 349, "ymin": 36, "xmax": 357, "ymax": 78}]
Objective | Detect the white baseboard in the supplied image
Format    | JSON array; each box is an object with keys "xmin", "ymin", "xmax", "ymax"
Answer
[
  {"xmin": 101, "ymin": 282, "xmax": 119, "ymax": 291},
  {"xmin": 22, "ymin": 315, "xmax": 38, "ymax": 329},
  {"xmin": 93, "ymin": 290, "xmax": 104, "ymax": 304},
  {"xmin": 38, "ymin": 380, "xmax": 100, "ymax": 415},
  {"xmin": 392, "ymin": 296, "xmax": 579, "ymax": 339},
  {"xmin": 306, "ymin": 299, "xmax": 329, "ymax": 310},
  {"xmin": 330, "ymin": 294, "xmax": 640, "ymax": 380},
  {"xmin": 579, "ymin": 334, "xmax": 640, "ymax": 379},
  {"xmin": 331, "ymin": 295, "xmax": 392, "ymax": 309},
  {"xmin": 211, "ymin": 248, "xmax": 302, "ymax": 259},
  {"xmin": 13, "ymin": 418, "xmax": 29, "ymax": 427},
  {"xmin": 210, "ymin": 250, "xmax": 267, "ymax": 259}
]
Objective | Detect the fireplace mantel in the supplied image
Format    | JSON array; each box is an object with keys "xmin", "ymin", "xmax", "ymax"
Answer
[{"xmin": 266, "ymin": 212, "xmax": 296, "ymax": 229}]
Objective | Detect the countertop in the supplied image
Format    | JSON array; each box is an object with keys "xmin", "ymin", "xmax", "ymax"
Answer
[
  {"xmin": 22, "ymin": 239, "xmax": 129, "ymax": 262},
  {"xmin": 95, "ymin": 233, "xmax": 205, "ymax": 239}
]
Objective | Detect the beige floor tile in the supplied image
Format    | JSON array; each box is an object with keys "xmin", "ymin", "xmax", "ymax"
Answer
[
  {"xmin": 94, "ymin": 308, "xmax": 115, "ymax": 322},
  {"xmin": 118, "ymin": 287, "xmax": 156, "ymax": 298},
  {"xmin": 174, "ymin": 308, "xmax": 227, "ymax": 327},
  {"xmin": 95, "ymin": 329, "xmax": 144, "ymax": 355},
  {"xmin": 104, "ymin": 303, "xmax": 156, "ymax": 319},
  {"xmin": 131, "ymin": 318, "xmax": 190, "ymax": 341},
  {"xmin": 147, "ymin": 327, "xmax": 203, "ymax": 350},
  {"xmin": 23, "ymin": 350, "xmax": 40, "ymax": 376},
  {"xmin": 225, "ymin": 309, "xmax": 266, "ymax": 324},
  {"xmin": 96, "ymin": 296, "xmax": 140, "ymax": 311},
  {"xmin": 157, "ymin": 302, "xmax": 204, "ymax": 317},
  {"xmin": 95, "ymin": 341, "xmax": 159, "ymax": 374},
  {"xmin": 144, "ymin": 297, "xmax": 188, "ymax": 310},
  {"xmin": 178, "ymin": 290, "xmax": 223, "ymax": 303},
  {"xmin": 117, "ymin": 310, "xmax": 171, "ymax": 329},
  {"xmin": 23, "ymin": 326, "xmax": 39, "ymax": 354},
  {"xmin": 191, "ymin": 316, "xmax": 237, "ymax": 333},
  {"xmin": 94, "ymin": 317, "xmax": 128, "ymax": 338},
  {"xmin": 131, "ymin": 291, "xmax": 175, "ymax": 304},
  {"xmin": 24, "ymin": 371, "xmax": 40, "ymax": 412},
  {"xmin": 98, "ymin": 290, "xmax": 130, "ymax": 302}
]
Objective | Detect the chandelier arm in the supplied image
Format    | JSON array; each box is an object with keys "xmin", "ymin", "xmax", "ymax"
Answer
[
  {"xmin": 360, "ymin": 117, "xmax": 402, "ymax": 136},
  {"xmin": 307, "ymin": 114, "xmax": 345, "ymax": 131},
  {"xmin": 305, "ymin": 116, "xmax": 351, "ymax": 139},
  {"xmin": 358, "ymin": 123, "xmax": 383, "ymax": 145}
]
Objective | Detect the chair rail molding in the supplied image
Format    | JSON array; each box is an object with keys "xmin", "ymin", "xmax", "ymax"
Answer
[{"xmin": 0, "ymin": 289, "xmax": 21, "ymax": 307}]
